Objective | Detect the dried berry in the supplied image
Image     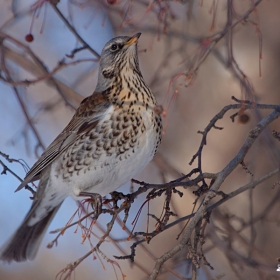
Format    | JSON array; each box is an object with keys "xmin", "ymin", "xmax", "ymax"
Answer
[
  {"xmin": 25, "ymin": 34, "xmax": 34, "ymax": 43},
  {"xmin": 107, "ymin": 0, "xmax": 117, "ymax": 5}
]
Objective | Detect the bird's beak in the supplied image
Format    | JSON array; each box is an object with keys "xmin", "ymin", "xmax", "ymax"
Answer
[{"xmin": 125, "ymin": 33, "xmax": 141, "ymax": 46}]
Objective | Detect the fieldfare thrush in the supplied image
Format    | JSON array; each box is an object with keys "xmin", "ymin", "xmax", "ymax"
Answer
[{"xmin": 0, "ymin": 33, "xmax": 162, "ymax": 262}]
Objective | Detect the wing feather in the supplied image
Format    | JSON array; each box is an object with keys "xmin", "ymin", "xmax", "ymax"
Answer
[{"xmin": 15, "ymin": 92, "xmax": 110, "ymax": 192}]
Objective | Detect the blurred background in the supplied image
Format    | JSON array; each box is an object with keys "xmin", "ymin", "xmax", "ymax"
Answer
[{"xmin": 0, "ymin": 0, "xmax": 280, "ymax": 279}]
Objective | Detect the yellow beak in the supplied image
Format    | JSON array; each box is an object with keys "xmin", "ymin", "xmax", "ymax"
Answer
[{"xmin": 125, "ymin": 33, "xmax": 141, "ymax": 46}]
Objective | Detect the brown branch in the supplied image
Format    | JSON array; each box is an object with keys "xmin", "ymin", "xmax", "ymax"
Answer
[
  {"xmin": 0, "ymin": 160, "xmax": 23, "ymax": 182},
  {"xmin": 0, "ymin": 43, "xmax": 46, "ymax": 152},
  {"xmin": 59, "ymin": 201, "xmax": 129, "ymax": 280},
  {"xmin": 3, "ymin": 58, "xmax": 97, "ymax": 86},
  {"xmin": 49, "ymin": 2, "xmax": 100, "ymax": 59},
  {"xmin": 149, "ymin": 106, "xmax": 280, "ymax": 279},
  {"xmin": 0, "ymin": 32, "xmax": 83, "ymax": 109}
]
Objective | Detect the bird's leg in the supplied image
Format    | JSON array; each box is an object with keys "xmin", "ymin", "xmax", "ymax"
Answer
[{"xmin": 79, "ymin": 192, "xmax": 102, "ymax": 219}]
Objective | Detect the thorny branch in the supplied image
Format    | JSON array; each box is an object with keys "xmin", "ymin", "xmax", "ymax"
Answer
[
  {"xmin": 149, "ymin": 107, "xmax": 280, "ymax": 279},
  {"xmin": 55, "ymin": 100, "xmax": 280, "ymax": 279}
]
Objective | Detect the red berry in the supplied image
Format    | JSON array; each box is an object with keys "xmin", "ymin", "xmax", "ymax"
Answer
[
  {"xmin": 25, "ymin": 34, "xmax": 34, "ymax": 43},
  {"xmin": 107, "ymin": 0, "xmax": 117, "ymax": 5}
]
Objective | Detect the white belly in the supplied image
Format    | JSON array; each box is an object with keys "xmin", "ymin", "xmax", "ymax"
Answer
[{"xmin": 50, "ymin": 109, "xmax": 158, "ymax": 198}]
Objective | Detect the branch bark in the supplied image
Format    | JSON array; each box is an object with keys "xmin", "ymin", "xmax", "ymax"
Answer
[{"xmin": 149, "ymin": 107, "xmax": 280, "ymax": 279}]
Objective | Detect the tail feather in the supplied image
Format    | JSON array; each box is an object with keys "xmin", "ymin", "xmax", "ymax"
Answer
[{"xmin": 0, "ymin": 204, "xmax": 61, "ymax": 262}]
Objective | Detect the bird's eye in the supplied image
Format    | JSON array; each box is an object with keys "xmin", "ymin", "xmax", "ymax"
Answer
[{"xmin": 111, "ymin": 44, "xmax": 118, "ymax": 51}]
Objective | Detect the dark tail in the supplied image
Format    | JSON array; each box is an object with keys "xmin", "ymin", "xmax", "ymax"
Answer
[{"xmin": 0, "ymin": 204, "xmax": 61, "ymax": 262}]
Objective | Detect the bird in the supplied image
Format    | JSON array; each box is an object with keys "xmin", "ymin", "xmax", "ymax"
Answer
[{"xmin": 0, "ymin": 33, "xmax": 162, "ymax": 262}]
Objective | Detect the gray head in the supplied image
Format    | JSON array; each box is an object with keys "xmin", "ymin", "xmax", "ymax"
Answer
[{"xmin": 95, "ymin": 33, "xmax": 142, "ymax": 92}]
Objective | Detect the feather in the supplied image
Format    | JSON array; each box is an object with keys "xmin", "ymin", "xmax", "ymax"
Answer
[{"xmin": 15, "ymin": 92, "xmax": 110, "ymax": 192}]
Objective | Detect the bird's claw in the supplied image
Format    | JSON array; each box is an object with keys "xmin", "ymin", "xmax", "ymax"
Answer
[{"xmin": 80, "ymin": 192, "xmax": 102, "ymax": 220}]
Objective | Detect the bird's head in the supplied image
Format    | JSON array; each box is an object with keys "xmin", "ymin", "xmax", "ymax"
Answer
[{"xmin": 96, "ymin": 33, "xmax": 142, "ymax": 91}]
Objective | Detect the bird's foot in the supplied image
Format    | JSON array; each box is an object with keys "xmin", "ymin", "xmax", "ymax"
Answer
[{"xmin": 80, "ymin": 192, "xmax": 102, "ymax": 219}]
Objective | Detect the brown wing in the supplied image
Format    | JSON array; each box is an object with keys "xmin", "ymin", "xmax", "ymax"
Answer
[{"xmin": 15, "ymin": 92, "xmax": 110, "ymax": 192}]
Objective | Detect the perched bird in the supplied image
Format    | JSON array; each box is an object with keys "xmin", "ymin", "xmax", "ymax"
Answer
[{"xmin": 0, "ymin": 33, "xmax": 162, "ymax": 262}]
